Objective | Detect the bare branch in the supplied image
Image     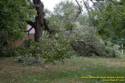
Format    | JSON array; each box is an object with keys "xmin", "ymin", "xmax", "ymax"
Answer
[{"xmin": 74, "ymin": 0, "xmax": 83, "ymax": 20}]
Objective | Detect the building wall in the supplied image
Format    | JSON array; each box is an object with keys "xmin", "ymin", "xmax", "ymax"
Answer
[{"xmin": 11, "ymin": 34, "xmax": 34, "ymax": 48}]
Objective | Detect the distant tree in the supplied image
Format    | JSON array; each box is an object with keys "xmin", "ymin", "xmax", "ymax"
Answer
[{"xmin": 48, "ymin": 1, "xmax": 79, "ymax": 31}]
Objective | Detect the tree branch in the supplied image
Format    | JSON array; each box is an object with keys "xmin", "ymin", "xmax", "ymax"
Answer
[{"xmin": 74, "ymin": 0, "xmax": 83, "ymax": 20}]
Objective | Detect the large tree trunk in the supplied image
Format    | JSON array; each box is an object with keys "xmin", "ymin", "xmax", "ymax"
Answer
[
  {"xmin": 33, "ymin": 0, "xmax": 44, "ymax": 42},
  {"xmin": 26, "ymin": 0, "xmax": 53, "ymax": 42},
  {"xmin": 34, "ymin": 16, "xmax": 43, "ymax": 42}
]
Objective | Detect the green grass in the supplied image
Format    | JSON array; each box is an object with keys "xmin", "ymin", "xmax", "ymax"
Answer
[{"xmin": 0, "ymin": 56, "xmax": 125, "ymax": 83}]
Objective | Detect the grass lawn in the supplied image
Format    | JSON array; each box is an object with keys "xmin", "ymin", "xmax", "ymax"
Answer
[{"xmin": 0, "ymin": 56, "xmax": 125, "ymax": 83}]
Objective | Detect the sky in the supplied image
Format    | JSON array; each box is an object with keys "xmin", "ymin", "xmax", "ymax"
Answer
[
  {"xmin": 41, "ymin": 0, "xmax": 65, "ymax": 11},
  {"xmin": 41, "ymin": 0, "xmax": 121, "ymax": 11},
  {"xmin": 41, "ymin": 0, "xmax": 76, "ymax": 11},
  {"xmin": 41, "ymin": 0, "xmax": 93, "ymax": 12}
]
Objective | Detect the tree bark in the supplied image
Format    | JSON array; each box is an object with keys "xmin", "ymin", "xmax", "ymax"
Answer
[{"xmin": 33, "ymin": 0, "xmax": 44, "ymax": 42}]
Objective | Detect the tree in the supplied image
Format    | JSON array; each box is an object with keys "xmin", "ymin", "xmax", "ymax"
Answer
[
  {"xmin": 95, "ymin": 0, "xmax": 125, "ymax": 42},
  {"xmin": 88, "ymin": 0, "xmax": 125, "ymax": 54},
  {"xmin": 26, "ymin": 0, "xmax": 53, "ymax": 42},
  {"xmin": 0, "ymin": 0, "xmax": 34, "ymax": 56},
  {"xmin": 47, "ymin": 1, "xmax": 79, "ymax": 31}
]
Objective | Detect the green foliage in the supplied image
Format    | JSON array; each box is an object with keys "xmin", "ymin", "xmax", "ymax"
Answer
[
  {"xmin": 92, "ymin": 0, "xmax": 125, "ymax": 44},
  {"xmin": 65, "ymin": 25, "xmax": 120, "ymax": 57},
  {"xmin": 85, "ymin": 0, "xmax": 125, "ymax": 56},
  {"xmin": 0, "ymin": 0, "xmax": 34, "ymax": 56},
  {"xmin": 41, "ymin": 33, "xmax": 73, "ymax": 63},
  {"xmin": 16, "ymin": 33, "xmax": 73, "ymax": 64},
  {"xmin": 54, "ymin": 1, "xmax": 78, "ymax": 21},
  {"xmin": 104, "ymin": 41, "xmax": 121, "ymax": 57},
  {"xmin": 47, "ymin": 1, "xmax": 78, "ymax": 31}
]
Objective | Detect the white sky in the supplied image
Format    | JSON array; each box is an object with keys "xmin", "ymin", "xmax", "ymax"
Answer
[
  {"xmin": 41, "ymin": 0, "xmax": 93, "ymax": 12},
  {"xmin": 41, "ymin": 0, "xmax": 72, "ymax": 11}
]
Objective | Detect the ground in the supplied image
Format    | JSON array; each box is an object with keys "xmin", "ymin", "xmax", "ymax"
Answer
[{"xmin": 0, "ymin": 56, "xmax": 125, "ymax": 83}]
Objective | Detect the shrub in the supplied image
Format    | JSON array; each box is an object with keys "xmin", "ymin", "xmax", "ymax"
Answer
[
  {"xmin": 68, "ymin": 26, "xmax": 120, "ymax": 57},
  {"xmin": 16, "ymin": 32, "xmax": 73, "ymax": 64}
]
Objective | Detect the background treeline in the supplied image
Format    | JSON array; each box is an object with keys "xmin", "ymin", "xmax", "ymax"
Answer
[{"xmin": 0, "ymin": 0, "xmax": 125, "ymax": 63}]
